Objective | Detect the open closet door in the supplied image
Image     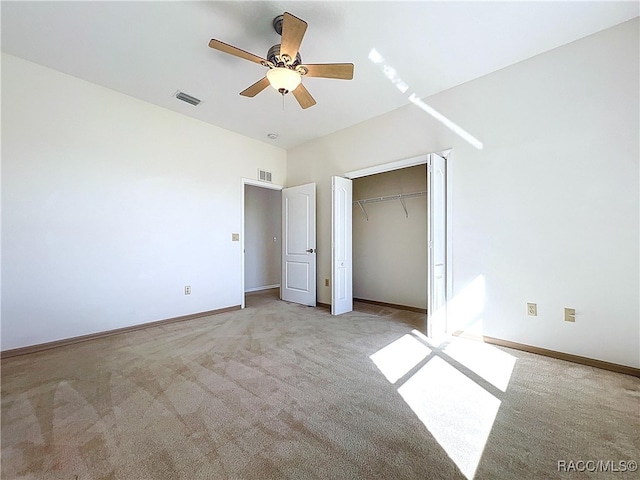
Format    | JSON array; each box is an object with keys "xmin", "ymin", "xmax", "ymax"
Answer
[
  {"xmin": 281, "ymin": 183, "xmax": 317, "ymax": 306},
  {"xmin": 427, "ymin": 153, "xmax": 447, "ymax": 338},
  {"xmin": 331, "ymin": 176, "xmax": 353, "ymax": 315}
]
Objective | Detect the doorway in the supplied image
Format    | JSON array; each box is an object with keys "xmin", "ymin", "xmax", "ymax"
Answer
[
  {"xmin": 241, "ymin": 178, "xmax": 317, "ymax": 309},
  {"xmin": 241, "ymin": 179, "xmax": 282, "ymax": 309}
]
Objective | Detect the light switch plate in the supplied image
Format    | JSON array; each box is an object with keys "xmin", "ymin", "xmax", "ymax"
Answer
[
  {"xmin": 232, "ymin": 233, "xmax": 239, "ymax": 241},
  {"xmin": 564, "ymin": 308, "xmax": 575, "ymax": 322}
]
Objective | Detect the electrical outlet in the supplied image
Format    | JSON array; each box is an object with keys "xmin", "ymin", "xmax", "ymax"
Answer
[
  {"xmin": 325, "ymin": 279, "xmax": 329, "ymax": 287},
  {"xmin": 564, "ymin": 308, "xmax": 575, "ymax": 322},
  {"xmin": 527, "ymin": 303, "xmax": 537, "ymax": 316},
  {"xmin": 231, "ymin": 233, "xmax": 239, "ymax": 241},
  {"xmin": 185, "ymin": 285, "xmax": 191, "ymax": 295}
]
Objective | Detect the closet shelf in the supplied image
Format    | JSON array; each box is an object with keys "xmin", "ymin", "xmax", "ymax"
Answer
[{"xmin": 353, "ymin": 190, "xmax": 427, "ymax": 220}]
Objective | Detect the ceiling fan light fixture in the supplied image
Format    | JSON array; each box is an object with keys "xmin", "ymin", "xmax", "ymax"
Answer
[{"xmin": 266, "ymin": 67, "xmax": 301, "ymax": 94}]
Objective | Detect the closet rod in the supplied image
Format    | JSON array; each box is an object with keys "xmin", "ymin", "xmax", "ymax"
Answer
[
  {"xmin": 353, "ymin": 190, "xmax": 427, "ymax": 205},
  {"xmin": 352, "ymin": 190, "xmax": 427, "ymax": 220}
]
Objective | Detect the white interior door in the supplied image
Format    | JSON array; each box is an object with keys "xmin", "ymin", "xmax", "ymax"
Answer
[
  {"xmin": 331, "ymin": 176, "xmax": 352, "ymax": 315},
  {"xmin": 281, "ymin": 183, "xmax": 316, "ymax": 306},
  {"xmin": 427, "ymin": 153, "xmax": 447, "ymax": 338}
]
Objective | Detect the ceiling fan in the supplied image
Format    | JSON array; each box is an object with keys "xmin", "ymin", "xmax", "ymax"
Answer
[{"xmin": 208, "ymin": 12, "xmax": 354, "ymax": 109}]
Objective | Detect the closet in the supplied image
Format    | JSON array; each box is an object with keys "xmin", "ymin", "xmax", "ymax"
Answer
[{"xmin": 352, "ymin": 164, "xmax": 428, "ymax": 310}]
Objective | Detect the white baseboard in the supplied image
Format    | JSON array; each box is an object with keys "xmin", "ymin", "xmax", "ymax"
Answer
[{"xmin": 245, "ymin": 284, "xmax": 280, "ymax": 293}]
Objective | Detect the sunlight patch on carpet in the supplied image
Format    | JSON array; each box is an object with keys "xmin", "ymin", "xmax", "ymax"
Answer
[
  {"xmin": 398, "ymin": 357, "xmax": 500, "ymax": 479},
  {"xmin": 370, "ymin": 317, "xmax": 513, "ymax": 478},
  {"xmin": 444, "ymin": 337, "xmax": 516, "ymax": 392},
  {"xmin": 369, "ymin": 334, "xmax": 431, "ymax": 384}
]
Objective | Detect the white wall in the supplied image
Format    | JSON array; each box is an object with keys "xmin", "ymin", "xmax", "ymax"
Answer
[
  {"xmin": 287, "ymin": 19, "xmax": 639, "ymax": 367},
  {"xmin": 353, "ymin": 165, "xmax": 427, "ymax": 309},
  {"xmin": 1, "ymin": 53, "xmax": 287, "ymax": 351},
  {"xmin": 244, "ymin": 185, "xmax": 281, "ymax": 291}
]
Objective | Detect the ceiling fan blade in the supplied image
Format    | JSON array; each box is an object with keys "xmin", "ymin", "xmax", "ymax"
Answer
[
  {"xmin": 240, "ymin": 77, "xmax": 270, "ymax": 97},
  {"xmin": 302, "ymin": 63, "xmax": 354, "ymax": 80},
  {"xmin": 292, "ymin": 83, "xmax": 316, "ymax": 109},
  {"xmin": 280, "ymin": 12, "xmax": 307, "ymax": 61},
  {"xmin": 208, "ymin": 39, "xmax": 266, "ymax": 65}
]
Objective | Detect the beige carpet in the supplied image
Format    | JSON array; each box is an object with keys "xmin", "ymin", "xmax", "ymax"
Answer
[{"xmin": 1, "ymin": 290, "xmax": 638, "ymax": 479}]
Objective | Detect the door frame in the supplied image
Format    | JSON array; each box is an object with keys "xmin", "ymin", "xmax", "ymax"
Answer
[
  {"xmin": 341, "ymin": 149, "xmax": 453, "ymax": 333},
  {"xmin": 240, "ymin": 178, "xmax": 283, "ymax": 309}
]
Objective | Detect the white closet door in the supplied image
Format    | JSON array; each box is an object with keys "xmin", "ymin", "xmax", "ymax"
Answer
[
  {"xmin": 428, "ymin": 153, "xmax": 447, "ymax": 338},
  {"xmin": 331, "ymin": 176, "xmax": 353, "ymax": 315}
]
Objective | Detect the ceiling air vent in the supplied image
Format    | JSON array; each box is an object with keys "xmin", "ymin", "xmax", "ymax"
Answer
[
  {"xmin": 258, "ymin": 169, "xmax": 272, "ymax": 182},
  {"xmin": 175, "ymin": 91, "xmax": 201, "ymax": 106}
]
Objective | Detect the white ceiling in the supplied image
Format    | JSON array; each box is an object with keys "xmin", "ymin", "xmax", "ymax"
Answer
[{"xmin": 2, "ymin": 1, "xmax": 638, "ymax": 149}]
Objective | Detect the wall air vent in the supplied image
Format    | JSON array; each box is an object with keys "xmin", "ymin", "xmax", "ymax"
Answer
[
  {"xmin": 258, "ymin": 169, "xmax": 273, "ymax": 182},
  {"xmin": 175, "ymin": 91, "xmax": 201, "ymax": 106}
]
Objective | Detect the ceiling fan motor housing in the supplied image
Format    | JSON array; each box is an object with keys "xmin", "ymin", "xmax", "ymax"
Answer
[{"xmin": 267, "ymin": 44, "xmax": 302, "ymax": 68}]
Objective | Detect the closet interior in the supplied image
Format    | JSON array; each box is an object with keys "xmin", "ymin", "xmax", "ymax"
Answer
[{"xmin": 352, "ymin": 164, "xmax": 428, "ymax": 311}]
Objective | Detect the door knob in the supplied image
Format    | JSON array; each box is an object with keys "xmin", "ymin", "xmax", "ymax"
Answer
[{"xmin": 306, "ymin": 248, "xmax": 315, "ymax": 253}]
